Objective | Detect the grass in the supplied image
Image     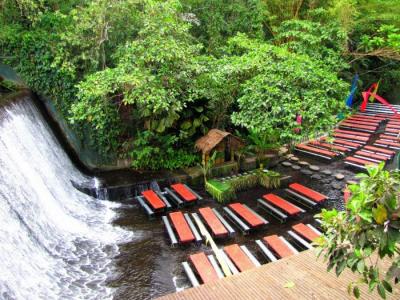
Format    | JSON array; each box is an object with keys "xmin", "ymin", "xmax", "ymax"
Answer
[{"xmin": 206, "ymin": 179, "xmax": 236, "ymax": 203}]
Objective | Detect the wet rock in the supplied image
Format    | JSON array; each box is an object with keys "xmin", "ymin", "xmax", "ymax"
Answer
[
  {"xmin": 346, "ymin": 180, "xmax": 358, "ymax": 185},
  {"xmin": 291, "ymin": 165, "xmax": 301, "ymax": 170},
  {"xmin": 321, "ymin": 178, "xmax": 332, "ymax": 184},
  {"xmin": 282, "ymin": 161, "xmax": 292, "ymax": 167},
  {"xmin": 321, "ymin": 169, "xmax": 332, "ymax": 175},
  {"xmin": 332, "ymin": 183, "xmax": 342, "ymax": 190},
  {"xmin": 309, "ymin": 165, "xmax": 320, "ymax": 171},
  {"xmin": 335, "ymin": 173, "xmax": 345, "ymax": 180},
  {"xmin": 300, "ymin": 169, "xmax": 313, "ymax": 175},
  {"xmin": 311, "ymin": 174, "xmax": 322, "ymax": 180},
  {"xmin": 279, "ymin": 147, "xmax": 289, "ymax": 156}
]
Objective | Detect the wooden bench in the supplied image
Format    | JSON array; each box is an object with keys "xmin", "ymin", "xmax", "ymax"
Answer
[
  {"xmin": 142, "ymin": 190, "xmax": 167, "ymax": 210},
  {"xmin": 163, "ymin": 211, "xmax": 202, "ymax": 245},
  {"xmin": 383, "ymin": 128, "xmax": 400, "ymax": 136},
  {"xmin": 320, "ymin": 137, "xmax": 360, "ymax": 150},
  {"xmin": 386, "ymin": 123, "xmax": 400, "ymax": 129},
  {"xmin": 352, "ymin": 114, "xmax": 385, "ymax": 121},
  {"xmin": 387, "ymin": 120, "xmax": 400, "ymax": 125},
  {"xmin": 136, "ymin": 189, "xmax": 171, "ymax": 218},
  {"xmin": 224, "ymin": 203, "xmax": 268, "ymax": 233},
  {"xmin": 345, "ymin": 117, "xmax": 381, "ymax": 124},
  {"xmin": 334, "ymin": 129, "xmax": 371, "ymax": 137},
  {"xmin": 354, "ymin": 150, "xmax": 389, "ymax": 162},
  {"xmin": 363, "ymin": 145, "xmax": 395, "ymax": 158},
  {"xmin": 344, "ymin": 156, "xmax": 379, "ymax": 170},
  {"xmin": 339, "ymin": 122, "xmax": 377, "ymax": 133},
  {"xmin": 165, "ymin": 183, "xmax": 202, "ymax": 207},
  {"xmin": 333, "ymin": 133, "xmax": 369, "ymax": 143},
  {"xmin": 342, "ymin": 119, "xmax": 380, "ymax": 127},
  {"xmin": 258, "ymin": 194, "xmax": 304, "ymax": 222},
  {"xmin": 223, "ymin": 244, "xmax": 260, "ymax": 272},
  {"xmin": 197, "ymin": 207, "xmax": 234, "ymax": 238},
  {"xmin": 379, "ymin": 134, "xmax": 400, "ymax": 142},
  {"xmin": 262, "ymin": 235, "xmax": 298, "ymax": 259},
  {"xmin": 189, "ymin": 252, "xmax": 221, "ymax": 284},
  {"xmin": 287, "ymin": 183, "xmax": 328, "ymax": 207},
  {"xmin": 292, "ymin": 223, "xmax": 322, "ymax": 242},
  {"xmin": 308, "ymin": 140, "xmax": 350, "ymax": 153},
  {"xmin": 295, "ymin": 143, "xmax": 338, "ymax": 160},
  {"xmin": 374, "ymin": 139, "xmax": 400, "ymax": 150}
]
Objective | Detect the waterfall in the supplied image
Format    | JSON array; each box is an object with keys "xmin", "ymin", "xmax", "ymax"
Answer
[{"xmin": 0, "ymin": 96, "xmax": 130, "ymax": 299}]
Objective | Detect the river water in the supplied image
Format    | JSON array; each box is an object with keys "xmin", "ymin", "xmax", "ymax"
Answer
[{"xmin": 0, "ymin": 96, "xmax": 131, "ymax": 299}]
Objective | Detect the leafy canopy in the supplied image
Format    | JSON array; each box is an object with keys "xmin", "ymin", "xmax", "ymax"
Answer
[{"xmin": 228, "ymin": 34, "xmax": 347, "ymax": 143}]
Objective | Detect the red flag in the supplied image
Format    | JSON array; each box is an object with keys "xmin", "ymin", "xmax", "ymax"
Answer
[{"xmin": 360, "ymin": 83, "xmax": 400, "ymax": 118}]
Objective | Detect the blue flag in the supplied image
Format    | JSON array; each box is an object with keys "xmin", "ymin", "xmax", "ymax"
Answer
[{"xmin": 345, "ymin": 74, "xmax": 359, "ymax": 107}]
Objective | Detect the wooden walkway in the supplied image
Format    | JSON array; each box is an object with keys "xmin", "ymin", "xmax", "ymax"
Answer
[{"xmin": 158, "ymin": 250, "xmax": 400, "ymax": 300}]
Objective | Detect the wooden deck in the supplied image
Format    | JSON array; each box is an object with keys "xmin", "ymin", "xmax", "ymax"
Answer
[{"xmin": 158, "ymin": 250, "xmax": 400, "ymax": 300}]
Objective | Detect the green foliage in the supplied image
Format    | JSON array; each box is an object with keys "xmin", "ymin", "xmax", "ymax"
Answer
[
  {"xmin": 246, "ymin": 129, "xmax": 279, "ymax": 166},
  {"xmin": 258, "ymin": 170, "xmax": 281, "ymax": 189},
  {"xmin": 229, "ymin": 34, "xmax": 347, "ymax": 145},
  {"xmin": 316, "ymin": 163, "xmax": 400, "ymax": 299},
  {"xmin": 199, "ymin": 151, "xmax": 217, "ymax": 183},
  {"xmin": 0, "ymin": 78, "xmax": 22, "ymax": 92},
  {"xmin": 127, "ymin": 131, "xmax": 198, "ymax": 170},
  {"xmin": 274, "ymin": 18, "xmax": 348, "ymax": 72},
  {"xmin": 205, "ymin": 179, "xmax": 236, "ymax": 203},
  {"xmin": 183, "ymin": 0, "xmax": 266, "ymax": 52},
  {"xmin": 2, "ymin": 0, "xmax": 400, "ymax": 171},
  {"xmin": 206, "ymin": 169, "xmax": 281, "ymax": 203},
  {"xmin": 359, "ymin": 25, "xmax": 400, "ymax": 54},
  {"xmin": 70, "ymin": 0, "xmax": 205, "ymax": 157},
  {"xmin": 356, "ymin": 0, "xmax": 400, "ymax": 28},
  {"xmin": 228, "ymin": 172, "xmax": 259, "ymax": 192},
  {"xmin": 0, "ymin": 0, "xmax": 47, "ymax": 25}
]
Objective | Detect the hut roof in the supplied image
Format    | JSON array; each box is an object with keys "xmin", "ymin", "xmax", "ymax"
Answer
[{"xmin": 195, "ymin": 129, "xmax": 243, "ymax": 154}]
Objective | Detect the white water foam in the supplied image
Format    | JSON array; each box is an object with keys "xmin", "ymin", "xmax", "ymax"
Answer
[{"xmin": 0, "ymin": 97, "xmax": 130, "ymax": 299}]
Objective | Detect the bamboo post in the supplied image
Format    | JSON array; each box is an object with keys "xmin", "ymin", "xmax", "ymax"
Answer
[{"xmin": 192, "ymin": 216, "xmax": 232, "ymax": 277}]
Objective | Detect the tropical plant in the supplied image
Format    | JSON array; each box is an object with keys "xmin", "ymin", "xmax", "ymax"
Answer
[
  {"xmin": 182, "ymin": 0, "xmax": 266, "ymax": 52},
  {"xmin": 258, "ymin": 170, "xmax": 281, "ymax": 189},
  {"xmin": 205, "ymin": 179, "xmax": 236, "ymax": 203},
  {"xmin": 246, "ymin": 129, "xmax": 279, "ymax": 167},
  {"xmin": 199, "ymin": 151, "xmax": 217, "ymax": 184},
  {"xmin": 127, "ymin": 131, "xmax": 198, "ymax": 170},
  {"xmin": 229, "ymin": 34, "xmax": 348, "ymax": 146},
  {"xmin": 228, "ymin": 173, "xmax": 259, "ymax": 192},
  {"xmin": 274, "ymin": 18, "xmax": 348, "ymax": 72},
  {"xmin": 316, "ymin": 163, "xmax": 400, "ymax": 299}
]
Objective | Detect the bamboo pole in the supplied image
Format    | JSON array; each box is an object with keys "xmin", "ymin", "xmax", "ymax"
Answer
[{"xmin": 192, "ymin": 215, "xmax": 232, "ymax": 277}]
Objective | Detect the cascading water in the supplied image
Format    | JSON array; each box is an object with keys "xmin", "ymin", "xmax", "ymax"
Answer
[{"xmin": 0, "ymin": 96, "xmax": 130, "ymax": 299}]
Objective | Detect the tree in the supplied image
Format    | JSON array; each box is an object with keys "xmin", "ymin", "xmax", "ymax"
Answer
[
  {"xmin": 228, "ymin": 34, "xmax": 347, "ymax": 145},
  {"xmin": 199, "ymin": 151, "xmax": 217, "ymax": 184},
  {"xmin": 246, "ymin": 129, "xmax": 279, "ymax": 167},
  {"xmin": 316, "ymin": 163, "xmax": 400, "ymax": 299},
  {"xmin": 70, "ymin": 0, "xmax": 204, "ymax": 155},
  {"xmin": 182, "ymin": 0, "xmax": 266, "ymax": 52},
  {"xmin": 274, "ymin": 17, "xmax": 348, "ymax": 72}
]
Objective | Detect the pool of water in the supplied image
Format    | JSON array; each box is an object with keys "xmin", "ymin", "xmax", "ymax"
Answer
[{"xmin": 107, "ymin": 153, "xmax": 357, "ymax": 299}]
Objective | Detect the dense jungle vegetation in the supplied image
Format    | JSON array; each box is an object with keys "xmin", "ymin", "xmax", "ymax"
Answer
[{"xmin": 1, "ymin": 0, "xmax": 399, "ymax": 170}]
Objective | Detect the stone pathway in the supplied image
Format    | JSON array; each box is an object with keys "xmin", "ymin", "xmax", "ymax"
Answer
[
  {"xmin": 282, "ymin": 161, "xmax": 292, "ymax": 167},
  {"xmin": 309, "ymin": 165, "xmax": 320, "ymax": 171}
]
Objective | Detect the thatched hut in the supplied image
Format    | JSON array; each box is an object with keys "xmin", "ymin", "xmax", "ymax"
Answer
[{"xmin": 195, "ymin": 129, "xmax": 244, "ymax": 165}]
